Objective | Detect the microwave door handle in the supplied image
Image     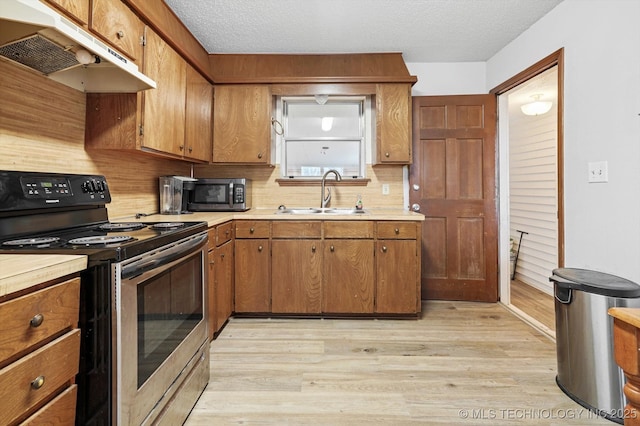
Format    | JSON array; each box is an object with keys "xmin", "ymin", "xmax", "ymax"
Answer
[{"xmin": 228, "ymin": 182, "xmax": 234, "ymax": 208}]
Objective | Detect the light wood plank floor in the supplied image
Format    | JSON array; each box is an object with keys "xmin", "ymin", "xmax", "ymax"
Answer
[
  {"xmin": 185, "ymin": 301, "xmax": 609, "ymax": 425},
  {"xmin": 510, "ymin": 279, "xmax": 556, "ymax": 331}
]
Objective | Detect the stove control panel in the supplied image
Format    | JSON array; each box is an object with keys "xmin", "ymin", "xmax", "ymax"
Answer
[
  {"xmin": 0, "ymin": 171, "xmax": 111, "ymax": 211},
  {"xmin": 22, "ymin": 176, "xmax": 72, "ymax": 198}
]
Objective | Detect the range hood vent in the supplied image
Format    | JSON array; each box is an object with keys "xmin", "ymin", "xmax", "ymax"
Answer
[{"xmin": 0, "ymin": 0, "xmax": 156, "ymax": 93}]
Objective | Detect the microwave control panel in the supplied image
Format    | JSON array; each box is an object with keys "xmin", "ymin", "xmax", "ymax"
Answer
[{"xmin": 234, "ymin": 185, "xmax": 245, "ymax": 203}]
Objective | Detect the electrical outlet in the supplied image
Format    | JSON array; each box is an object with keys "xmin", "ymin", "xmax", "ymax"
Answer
[
  {"xmin": 588, "ymin": 161, "xmax": 608, "ymax": 183},
  {"xmin": 382, "ymin": 184, "xmax": 390, "ymax": 195}
]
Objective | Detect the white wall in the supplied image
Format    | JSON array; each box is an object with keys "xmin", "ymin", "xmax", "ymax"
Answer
[
  {"xmin": 406, "ymin": 62, "xmax": 486, "ymax": 95},
  {"xmin": 488, "ymin": 0, "xmax": 640, "ymax": 282}
]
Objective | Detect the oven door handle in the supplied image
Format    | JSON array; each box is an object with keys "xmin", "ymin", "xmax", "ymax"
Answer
[{"xmin": 121, "ymin": 232, "xmax": 207, "ymax": 279}]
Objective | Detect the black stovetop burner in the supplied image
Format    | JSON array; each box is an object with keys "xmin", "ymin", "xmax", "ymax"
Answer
[{"xmin": 0, "ymin": 220, "xmax": 207, "ymax": 263}]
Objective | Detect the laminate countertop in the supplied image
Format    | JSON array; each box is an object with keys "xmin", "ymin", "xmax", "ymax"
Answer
[
  {"xmin": 119, "ymin": 208, "xmax": 425, "ymax": 228},
  {"xmin": 609, "ymin": 308, "xmax": 640, "ymax": 329},
  {"xmin": 0, "ymin": 254, "xmax": 87, "ymax": 297}
]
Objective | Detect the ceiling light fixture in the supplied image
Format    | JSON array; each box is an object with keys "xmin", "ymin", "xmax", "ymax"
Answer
[{"xmin": 521, "ymin": 94, "xmax": 552, "ymax": 116}]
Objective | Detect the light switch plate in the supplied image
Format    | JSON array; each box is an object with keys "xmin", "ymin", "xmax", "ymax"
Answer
[
  {"xmin": 588, "ymin": 161, "xmax": 608, "ymax": 183},
  {"xmin": 382, "ymin": 184, "xmax": 390, "ymax": 195}
]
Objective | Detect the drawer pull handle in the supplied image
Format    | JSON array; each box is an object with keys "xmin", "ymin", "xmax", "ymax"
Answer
[
  {"xmin": 250, "ymin": 227, "xmax": 255, "ymax": 233},
  {"xmin": 258, "ymin": 245, "xmax": 263, "ymax": 252},
  {"xmin": 31, "ymin": 376, "xmax": 45, "ymax": 390},
  {"xmin": 382, "ymin": 246, "xmax": 388, "ymax": 253},
  {"xmin": 395, "ymin": 228, "xmax": 400, "ymax": 234},
  {"xmin": 30, "ymin": 313, "xmax": 44, "ymax": 328}
]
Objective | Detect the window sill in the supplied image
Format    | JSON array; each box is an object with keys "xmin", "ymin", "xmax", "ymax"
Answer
[{"xmin": 276, "ymin": 178, "xmax": 371, "ymax": 187}]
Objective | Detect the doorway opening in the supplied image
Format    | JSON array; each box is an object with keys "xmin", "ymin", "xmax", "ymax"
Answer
[{"xmin": 491, "ymin": 49, "xmax": 564, "ymax": 338}]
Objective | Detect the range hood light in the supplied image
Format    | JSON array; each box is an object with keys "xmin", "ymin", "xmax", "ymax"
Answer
[{"xmin": 75, "ymin": 48, "xmax": 96, "ymax": 65}]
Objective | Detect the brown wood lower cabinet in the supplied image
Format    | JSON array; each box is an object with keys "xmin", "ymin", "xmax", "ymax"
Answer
[
  {"xmin": 0, "ymin": 276, "xmax": 81, "ymax": 425},
  {"xmin": 272, "ymin": 239, "xmax": 322, "ymax": 314},
  {"xmin": 233, "ymin": 219, "xmax": 421, "ymax": 317},
  {"xmin": 207, "ymin": 222, "xmax": 234, "ymax": 339}
]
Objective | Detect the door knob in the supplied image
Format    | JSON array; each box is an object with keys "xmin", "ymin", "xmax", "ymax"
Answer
[
  {"xmin": 412, "ymin": 184, "xmax": 420, "ymax": 191},
  {"xmin": 411, "ymin": 203, "xmax": 421, "ymax": 212}
]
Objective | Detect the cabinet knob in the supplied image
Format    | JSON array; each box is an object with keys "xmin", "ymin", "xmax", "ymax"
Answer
[
  {"xmin": 258, "ymin": 245, "xmax": 263, "ymax": 252},
  {"xmin": 330, "ymin": 245, "xmax": 335, "ymax": 252},
  {"xmin": 188, "ymin": 146, "xmax": 193, "ymax": 153},
  {"xmin": 209, "ymin": 260, "xmax": 215, "ymax": 265},
  {"xmin": 385, "ymin": 152, "xmax": 390, "ymax": 157},
  {"xmin": 31, "ymin": 375, "xmax": 45, "ymax": 390},
  {"xmin": 395, "ymin": 228, "xmax": 400, "ymax": 234},
  {"xmin": 257, "ymin": 152, "xmax": 263, "ymax": 159},
  {"xmin": 30, "ymin": 313, "xmax": 44, "ymax": 328},
  {"xmin": 312, "ymin": 245, "xmax": 316, "ymax": 252},
  {"xmin": 116, "ymin": 30, "xmax": 125, "ymax": 39},
  {"xmin": 382, "ymin": 246, "xmax": 388, "ymax": 253},
  {"xmin": 179, "ymin": 145, "xmax": 184, "ymax": 151},
  {"xmin": 225, "ymin": 230, "xmax": 230, "ymax": 235},
  {"xmin": 250, "ymin": 227, "xmax": 255, "ymax": 233},
  {"xmin": 220, "ymin": 253, "xmax": 225, "ymax": 259}
]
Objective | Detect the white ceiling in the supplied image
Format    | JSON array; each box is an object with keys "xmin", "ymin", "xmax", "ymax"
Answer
[{"xmin": 164, "ymin": 0, "xmax": 564, "ymax": 63}]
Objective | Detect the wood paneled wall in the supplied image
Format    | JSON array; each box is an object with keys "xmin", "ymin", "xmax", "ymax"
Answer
[
  {"xmin": 0, "ymin": 59, "xmax": 189, "ymax": 220},
  {"xmin": 194, "ymin": 164, "xmax": 405, "ymax": 210}
]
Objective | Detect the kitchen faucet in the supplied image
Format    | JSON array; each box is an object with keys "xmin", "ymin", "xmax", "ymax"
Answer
[{"xmin": 320, "ymin": 169, "xmax": 342, "ymax": 208}]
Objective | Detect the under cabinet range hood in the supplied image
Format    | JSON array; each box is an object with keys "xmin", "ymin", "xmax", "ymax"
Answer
[{"xmin": 0, "ymin": 0, "xmax": 156, "ymax": 92}]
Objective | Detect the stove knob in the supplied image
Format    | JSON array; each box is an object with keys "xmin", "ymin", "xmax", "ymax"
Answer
[{"xmin": 82, "ymin": 181, "xmax": 91, "ymax": 193}]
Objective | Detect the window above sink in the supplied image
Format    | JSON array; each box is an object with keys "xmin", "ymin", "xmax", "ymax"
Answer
[{"xmin": 276, "ymin": 95, "xmax": 369, "ymax": 180}]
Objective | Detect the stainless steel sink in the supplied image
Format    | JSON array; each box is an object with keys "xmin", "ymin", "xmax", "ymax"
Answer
[{"xmin": 276, "ymin": 208, "xmax": 367, "ymax": 215}]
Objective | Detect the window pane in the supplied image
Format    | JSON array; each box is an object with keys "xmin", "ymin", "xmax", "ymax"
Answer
[
  {"xmin": 285, "ymin": 140, "xmax": 361, "ymax": 177},
  {"xmin": 286, "ymin": 103, "xmax": 361, "ymax": 139}
]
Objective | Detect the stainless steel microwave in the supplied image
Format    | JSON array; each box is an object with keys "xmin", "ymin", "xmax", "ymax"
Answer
[{"xmin": 188, "ymin": 178, "xmax": 251, "ymax": 212}]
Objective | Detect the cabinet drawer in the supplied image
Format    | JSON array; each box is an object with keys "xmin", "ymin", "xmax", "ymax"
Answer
[
  {"xmin": 272, "ymin": 221, "xmax": 322, "ymax": 238},
  {"xmin": 235, "ymin": 221, "xmax": 270, "ymax": 238},
  {"xmin": 0, "ymin": 329, "xmax": 80, "ymax": 426},
  {"xmin": 376, "ymin": 222, "xmax": 417, "ymax": 239},
  {"xmin": 324, "ymin": 221, "xmax": 374, "ymax": 239},
  {"xmin": 216, "ymin": 221, "xmax": 234, "ymax": 246},
  {"xmin": 21, "ymin": 384, "xmax": 77, "ymax": 426},
  {"xmin": 0, "ymin": 278, "xmax": 80, "ymax": 366}
]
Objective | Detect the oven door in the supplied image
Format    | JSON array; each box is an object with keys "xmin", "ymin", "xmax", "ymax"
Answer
[{"xmin": 113, "ymin": 232, "xmax": 208, "ymax": 425}]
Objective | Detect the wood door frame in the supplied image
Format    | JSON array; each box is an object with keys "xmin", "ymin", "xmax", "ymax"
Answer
[{"xmin": 490, "ymin": 48, "xmax": 565, "ymax": 303}]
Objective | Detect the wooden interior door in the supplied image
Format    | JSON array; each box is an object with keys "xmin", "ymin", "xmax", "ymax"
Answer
[{"xmin": 410, "ymin": 95, "xmax": 498, "ymax": 302}]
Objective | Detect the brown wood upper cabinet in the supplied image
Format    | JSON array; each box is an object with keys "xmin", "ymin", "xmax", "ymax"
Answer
[
  {"xmin": 212, "ymin": 85, "xmax": 273, "ymax": 164},
  {"xmin": 90, "ymin": 0, "xmax": 144, "ymax": 63},
  {"xmin": 86, "ymin": 28, "xmax": 212, "ymax": 163},
  {"xmin": 185, "ymin": 64, "xmax": 213, "ymax": 162},
  {"xmin": 374, "ymin": 83, "xmax": 412, "ymax": 164},
  {"xmin": 45, "ymin": 0, "xmax": 89, "ymax": 25}
]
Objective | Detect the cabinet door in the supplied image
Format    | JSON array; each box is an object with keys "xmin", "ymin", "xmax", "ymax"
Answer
[
  {"xmin": 213, "ymin": 240, "xmax": 234, "ymax": 334},
  {"xmin": 207, "ymin": 249, "xmax": 216, "ymax": 340},
  {"xmin": 375, "ymin": 83, "xmax": 412, "ymax": 164},
  {"xmin": 272, "ymin": 239, "xmax": 322, "ymax": 314},
  {"xmin": 323, "ymin": 239, "xmax": 374, "ymax": 313},
  {"xmin": 235, "ymin": 239, "xmax": 271, "ymax": 313},
  {"xmin": 213, "ymin": 85, "xmax": 272, "ymax": 164},
  {"xmin": 376, "ymin": 240, "xmax": 418, "ymax": 313},
  {"xmin": 184, "ymin": 65, "xmax": 212, "ymax": 162},
  {"xmin": 45, "ymin": 0, "xmax": 89, "ymax": 25},
  {"xmin": 142, "ymin": 28, "xmax": 186, "ymax": 157},
  {"xmin": 90, "ymin": 0, "xmax": 144, "ymax": 62}
]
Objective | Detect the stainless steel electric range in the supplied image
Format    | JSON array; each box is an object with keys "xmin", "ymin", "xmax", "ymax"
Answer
[{"xmin": 0, "ymin": 170, "xmax": 210, "ymax": 425}]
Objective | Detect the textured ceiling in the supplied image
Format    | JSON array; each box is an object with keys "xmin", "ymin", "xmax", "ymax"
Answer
[{"xmin": 164, "ymin": 0, "xmax": 563, "ymax": 63}]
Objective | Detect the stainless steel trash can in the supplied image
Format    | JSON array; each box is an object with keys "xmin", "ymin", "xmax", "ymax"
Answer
[{"xmin": 551, "ymin": 268, "xmax": 640, "ymax": 424}]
